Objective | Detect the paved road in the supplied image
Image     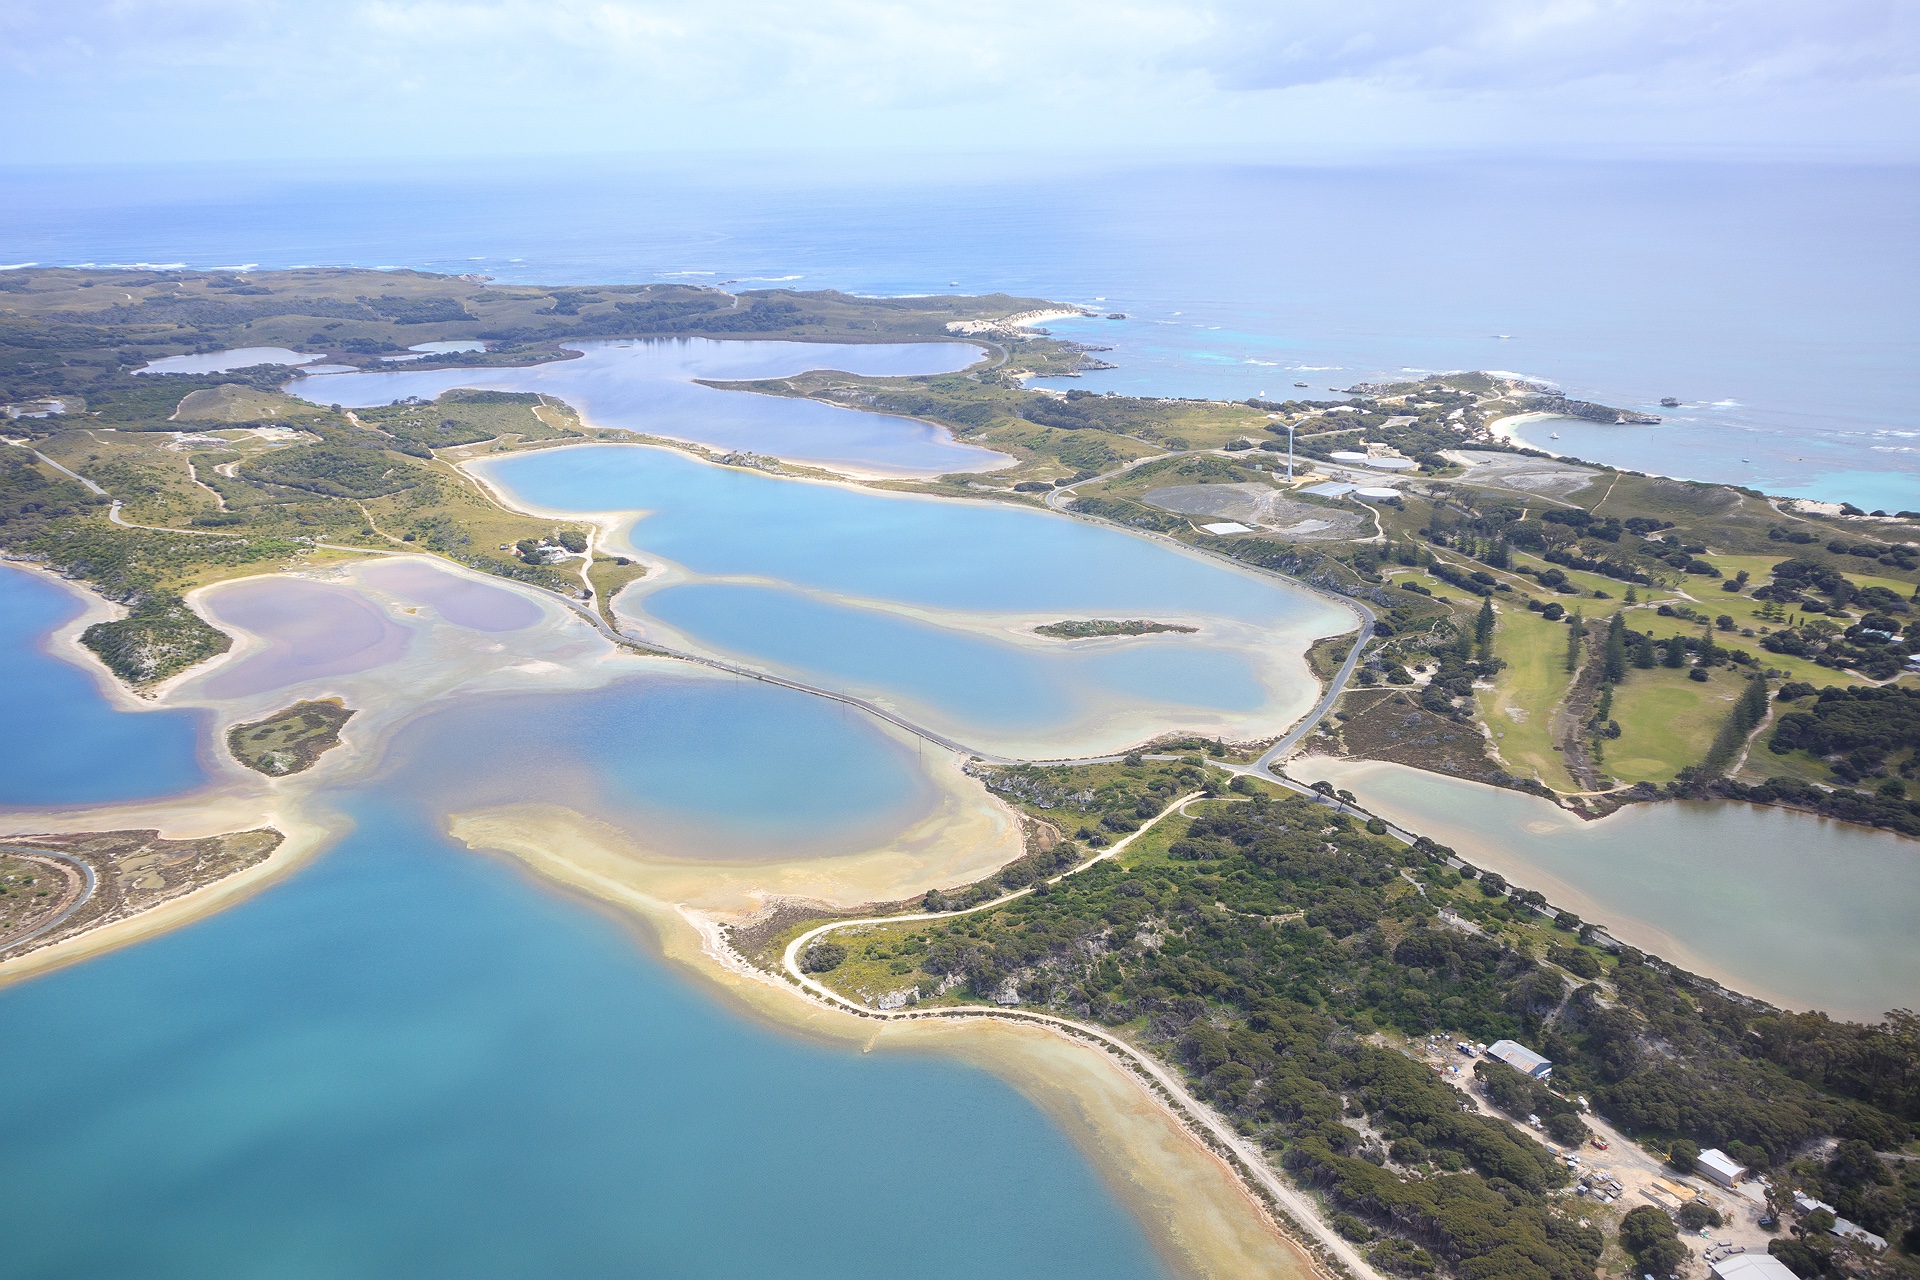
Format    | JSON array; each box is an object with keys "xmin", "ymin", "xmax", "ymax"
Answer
[{"xmin": 0, "ymin": 847, "xmax": 98, "ymax": 955}]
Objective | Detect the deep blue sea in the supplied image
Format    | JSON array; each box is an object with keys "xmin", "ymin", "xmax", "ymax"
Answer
[{"xmin": 1, "ymin": 157, "xmax": 1915, "ymax": 507}]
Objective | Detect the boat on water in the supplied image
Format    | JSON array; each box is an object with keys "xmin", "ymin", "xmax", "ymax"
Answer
[
  {"xmin": 1660, "ymin": 397, "xmax": 1681, "ymax": 408},
  {"xmin": 1550, "ymin": 432, "xmax": 1560, "ymax": 439},
  {"xmin": 1294, "ymin": 381, "xmax": 1309, "ymax": 387}
]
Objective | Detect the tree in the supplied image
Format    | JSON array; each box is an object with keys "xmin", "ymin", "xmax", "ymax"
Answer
[
  {"xmin": 1621, "ymin": 1205, "xmax": 1690, "ymax": 1276},
  {"xmin": 1669, "ymin": 1138, "xmax": 1700, "ymax": 1173},
  {"xmin": 801, "ymin": 942, "xmax": 847, "ymax": 973},
  {"xmin": 1678, "ymin": 1200, "xmax": 1724, "ymax": 1232},
  {"xmin": 1566, "ymin": 612, "xmax": 1586, "ymax": 673},
  {"xmin": 1664, "ymin": 635, "xmax": 1688, "ymax": 668},
  {"xmin": 1626, "ymin": 585, "xmax": 1639, "ymax": 603},
  {"xmin": 1545, "ymin": 1111, "xmax": 1589, "ymax": 1145},
  {"xmin": 1634, "ymin": 634, "xmax": 1658, "ymax": 668},
  {"xmin": 1704, "ymin": 676, "xmax": 1771, "ymax": 776},
  {"xmin": 1475, "ymin": 598, "xmax": 1496, "ymax": 662},
  {"xmin": 1698, "ymin": 626, "xmax": 1722, "ymax": 666},
  {"xmin": 1604, "ymin": 613, "xmax": 1628, "ymax": 683}
]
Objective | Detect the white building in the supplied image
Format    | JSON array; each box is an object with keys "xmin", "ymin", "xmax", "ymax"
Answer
[
  {"xmin": 1487, "ymin": 1039, "xmax": 1553, "ymax": 1079},
  {"xmin": 1698, "ymin": 1148, "xmax": 1748, "ymax": 1188},
  {"xmin": 1710, "ymin": 1255, "xmax": 1800, "ymax": 1280}
]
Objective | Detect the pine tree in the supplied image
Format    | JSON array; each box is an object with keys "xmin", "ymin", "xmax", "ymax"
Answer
[
  {"xmin": 1625, "ymin": 585, "xmax": 1639, "ymax": 604},
  {"xmin": 1704, "ymin": 675, "xmax": 1772, "ymax": 775},
  {"xmin": 1633, "ymin": 634, "xmax": 1657, "ymax": 668},
  {"xmin": 1565, "ymin": 612, "xmax": 1585, "ymax": 673},
  {"xmin": 1603, "ymin": 613, "xmax": 1628, "ymax": 683},
  {"xmin": 1663, "ymin": 635, "xmax": 1687, "ymax": 668},
  {"xmin": 1474, "ymin": 598, "xmax": 1496, "ymax": 662}
]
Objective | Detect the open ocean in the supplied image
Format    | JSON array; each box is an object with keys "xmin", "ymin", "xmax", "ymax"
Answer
[{"xmin": 1, "ymin": 157, "xmax": 1915, "ymax": 508}]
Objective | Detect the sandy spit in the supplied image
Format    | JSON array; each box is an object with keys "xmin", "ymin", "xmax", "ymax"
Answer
[
  {"xmin": 0, "ymin": 794, "xmax": 348, "ymax": 988},
  {"xmin": 449, "ymin": 809, "xmax": 1318, "ymax": 1280}
]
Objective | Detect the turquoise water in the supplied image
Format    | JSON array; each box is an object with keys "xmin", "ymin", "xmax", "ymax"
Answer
[
  {"xmin": 287, "ymin": 337, "xmax": 1006, "ymax": 477},
  {"xmin": 382, "ymin": 671, "xmax": 939, "ymax": 860},
  {"xmin": 0, "ymin": 567, "xmax": 208, "ymax": 806},
  {"xmin": 645, "ymin": 581, "xmax": 1266, "ymax": 745},
  {"xmin": 1310, "ymin": 759, "xmax": 1920, "ymax": 1022},
  {"xmin": 0, "ymin": 798, "xmax": 1168, "ymax": 1279},
  {"xmin": 484, "ymin": 443, "xmax": 1341, "ymax": 625}
]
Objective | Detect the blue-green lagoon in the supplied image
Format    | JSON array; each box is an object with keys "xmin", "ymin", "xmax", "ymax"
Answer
[{"xmin": 478, "ymin": 442, "xmax": 1351, "ymax": 755}]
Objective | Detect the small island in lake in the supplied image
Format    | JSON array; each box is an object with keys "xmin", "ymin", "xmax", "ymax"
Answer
[
  {"xmin": 228, "ymin": 699, "xmax": 356, "ymax": 776},
  {"xmin": 1034, "ymin": 619, "xmax": 1199, "ymax": 639}
]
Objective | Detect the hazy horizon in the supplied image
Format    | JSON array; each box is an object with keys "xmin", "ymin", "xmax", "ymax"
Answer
[{"xmin": 4, "ymin": 0, "xmax": 1915, "ymax": 165}]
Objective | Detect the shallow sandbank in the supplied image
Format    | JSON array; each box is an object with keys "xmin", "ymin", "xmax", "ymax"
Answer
[{"xmin": 452, "ymin": 820, "xmax": 1316, "ymax": 1280}]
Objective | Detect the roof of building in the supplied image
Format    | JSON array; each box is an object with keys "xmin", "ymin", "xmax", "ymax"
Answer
[
  {"xmin": 1709, "ymin": 1253, "xmax": 1801, "ymax": 1280},
  {"xmin": 1486, "ymin": 1039, "xmax": 1552, "ymax": 1075},
  {"xmin": 1835, "ymin": 1220, "xmax": 1888, "ymax": 1252},
  {"xmin": 1699, "ymin": 1149, "xmax": 1747, "ymax": 1181}
]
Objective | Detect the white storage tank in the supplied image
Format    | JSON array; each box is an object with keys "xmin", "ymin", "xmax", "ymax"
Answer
[
  {"xmin": 1329, "ymin": 450, "xmax": 1370, "ymax": 464},
  {"xmin": 1365, "ymin": 456, "xmax": 1417, "ymax": 470},
  {"xmin": 1354, "ymin": 486, "xmax": 1401, "ymax": 500}
]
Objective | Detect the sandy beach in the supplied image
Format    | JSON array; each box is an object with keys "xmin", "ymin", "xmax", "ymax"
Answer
[{"xmin": 1484, "ymin": 409, "xmax": 1566, "ymax": 451}]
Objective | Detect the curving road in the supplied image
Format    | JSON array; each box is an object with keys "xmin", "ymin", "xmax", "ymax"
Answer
[
  {"xmin": 773, "ymin": 791, "xmax": 1384, "ymax": 1280},
  {"xmin": 0, "ymin": 847, "xmax": 98, "ymax": 955}
]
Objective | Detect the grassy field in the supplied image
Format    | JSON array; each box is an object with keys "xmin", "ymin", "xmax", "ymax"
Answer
[
  {"xmin": 1482, "ymin": 605, "xmax": 1579, "ymax": 791},
  {"xmin": 1603, "ymin": 667, "xmax": 1738, "ymax": 784},
  {"xmin": 1505, "ymin": 547, "xmax": 1679, "ymax": 603}
]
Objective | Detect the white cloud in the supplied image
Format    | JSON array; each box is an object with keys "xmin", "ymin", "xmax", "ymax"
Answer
[{"xmin": 0, "ymin": 0, "xmax": 1913, "ymax": 160}]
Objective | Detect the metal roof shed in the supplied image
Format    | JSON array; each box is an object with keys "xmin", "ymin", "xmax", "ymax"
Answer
[
  {"xmin": 1698, "ymin": 1148, "xmax": 1748, "ymax": 1187},
  {"xmin": 1710, "ymin": 1255, "xmax": 1800, "ymax": 1280},
  {"xmin": 1487, "ymin": 1039, "xmax": 1553, "ymax": 1078}
]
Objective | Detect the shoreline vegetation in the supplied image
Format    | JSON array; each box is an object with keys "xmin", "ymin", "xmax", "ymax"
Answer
[
  {"xmin": 1036, "ymin": 618, "xmax": 1202, "ymax": 639},
  {"xmin": 226, "ymin": 698, "xmax": 354, "ymax": 775},
  {"xmin": 4, "ymin": 267, "xmax": 1919, "ymax": 1279}
]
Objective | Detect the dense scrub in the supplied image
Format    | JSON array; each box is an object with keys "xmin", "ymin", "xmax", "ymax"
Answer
[{"xmin": 842, "ymin": 783, "xmax": 1920, "ymax": 1278}]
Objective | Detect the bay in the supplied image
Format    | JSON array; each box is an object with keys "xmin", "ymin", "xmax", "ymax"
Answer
[
  {"xmin": 0, "ymin": 798, "xmax": 1168, "ymax": 1279},
  {"xmin": 0, "ymin": 567, "xmax": 208, "ymax": 807}
]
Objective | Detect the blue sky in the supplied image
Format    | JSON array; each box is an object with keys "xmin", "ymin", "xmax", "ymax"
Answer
[{"xmin": 4, "ymin": 0, "xmax": 1916, "ymax": 162}]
